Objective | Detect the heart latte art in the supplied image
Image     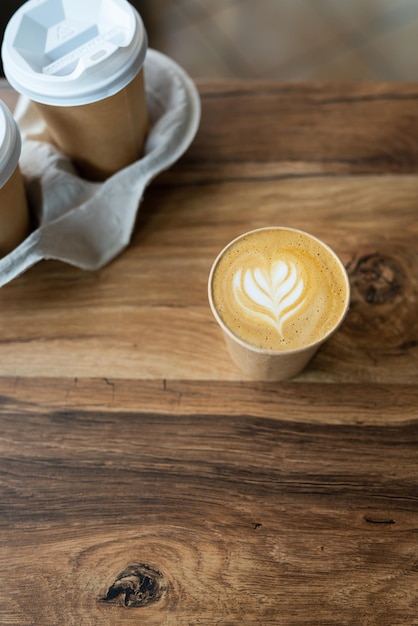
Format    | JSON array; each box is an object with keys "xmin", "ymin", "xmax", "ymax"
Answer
[
  {"xmin": 233, "ymin": 259, "xmax": 305, "ymax": 336},
  {"xmin": 210, "ymin": 228, "xmax": 349, "ymax": 351}
]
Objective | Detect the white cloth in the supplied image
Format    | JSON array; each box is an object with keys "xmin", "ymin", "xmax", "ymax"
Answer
[{"xmin": 0, "ymin": 49, "xmax": 200, "ymax": 286}]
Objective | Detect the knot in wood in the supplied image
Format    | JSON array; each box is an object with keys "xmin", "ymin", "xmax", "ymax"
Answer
[
  {"xmin": 102, "ymin": 564, "xmax": 165, "ymax": 608},
  {"xmin": 348, "ymin": 253, "xmax": 402, "ymax": 305}
]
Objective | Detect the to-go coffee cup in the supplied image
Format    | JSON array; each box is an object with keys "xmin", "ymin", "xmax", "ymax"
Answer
[
  {"xmin": 208, "ymin": 227, "xmax": 350, "ymax": 381},
  {"xmin": 0, "ymin": 100, "xmax": 29, "ymax": 256},
  {"xmin": 2, "ymin": 0, "xmax": 149, "ymax": 181}
]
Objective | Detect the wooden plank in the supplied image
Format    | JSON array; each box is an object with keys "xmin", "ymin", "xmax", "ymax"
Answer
[
  {"xmin": 1, "ymin": 376, "xmax": 418, "ymax": 423},
  {"xmin": 0, "ymin": 174, "xmax": 416, "ymax": 382},
  {"xmin": 183, "ymin": 81, "xmax": 418, "ymax": 176},
  {"xmin": 0, "ymin": 377, "xmax": 417, "ymax": 425},
  {"xmin": 0, "ymin": 379, "xmax": 417, "ymax": 625}
]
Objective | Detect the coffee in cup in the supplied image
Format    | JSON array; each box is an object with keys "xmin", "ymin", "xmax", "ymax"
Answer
[
  {"xmin": 208, "ymin": 227, "xmax": 350, "ymax": 381},
  {"xmin": 0, "ymin": 100, "xmax": 30, "ymax": 257},
  {"xmin": 2, "ymin": 0, "xmax": 149, "ymax": 181}
]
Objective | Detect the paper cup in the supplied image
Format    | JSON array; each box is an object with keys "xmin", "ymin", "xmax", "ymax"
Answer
[
  {"xmin": 208, "ymin": 227, "xmax": 350, "ymax": 381},
  {"xmin": 0, "ymin": 100, "xmax": 29, "ymax": 256},
  {"xmin": 2, "ymin": 0, "xmax": 149, "ymax": 181}
]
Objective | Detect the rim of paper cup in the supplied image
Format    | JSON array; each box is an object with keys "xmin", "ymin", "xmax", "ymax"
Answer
[
  {"xmin": 0, "ymin": 100, "xmax": 21, "ymax": 188},
  {"xmin": 208, "ymin": 226, "xmax": 351, "ymax": 356},
  {"xmin": 1, "ymin": 0, "xmax": 148, "ymax": 106}
]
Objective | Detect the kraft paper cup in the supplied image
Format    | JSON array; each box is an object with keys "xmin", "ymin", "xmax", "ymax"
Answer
[
  {"xmin": 0, "ymin": 101, "xmax": 30, "ymax": 256},
  {"xmin": 208, "ymin": 227, "xmax": 350, "ymax": 382},
  {"xmin": 2, "ymin": 0, "xmax": 149, "ymax": 181}
]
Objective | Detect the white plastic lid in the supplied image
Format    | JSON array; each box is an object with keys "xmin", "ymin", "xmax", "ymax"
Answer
[
  {"xmin": 1, "ymin": 0, "xmax": 148, "ymax": 106},
  {"xmin": 0, "ymin": 100, "xmax": 21, "ymax": 188}
]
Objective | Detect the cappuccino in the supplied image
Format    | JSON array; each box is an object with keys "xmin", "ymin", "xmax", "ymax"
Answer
[{"xmin": 208, "ymin": 227, "xmax": 350, "ymax": 380}]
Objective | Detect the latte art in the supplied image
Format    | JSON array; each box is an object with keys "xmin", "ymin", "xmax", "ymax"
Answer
[
  {"xmin": 233, "ymin": 259, "xmax": 305, "ymax": 336},
  {"xmin": 210, "ymin": 228, "xmax": 349, "ymax": 352}
]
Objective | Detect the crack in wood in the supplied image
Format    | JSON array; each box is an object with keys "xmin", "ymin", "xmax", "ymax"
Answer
[{"xmin": 364, "ymin": 517, "xmax": 396, "ymax": 525}]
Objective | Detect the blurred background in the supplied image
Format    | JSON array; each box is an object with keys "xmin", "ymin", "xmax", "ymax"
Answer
[{"xmin": 1, "ymin": 0, "xmax": 418, "ymax": 80}]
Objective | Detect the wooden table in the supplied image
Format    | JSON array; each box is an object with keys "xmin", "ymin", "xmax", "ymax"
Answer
[{"xmin": 0, "ymin": 79, "xmax": 417, "ymax": 625}]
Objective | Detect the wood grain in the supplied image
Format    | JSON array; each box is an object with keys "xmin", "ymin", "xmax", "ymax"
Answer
[
  {"xmin": 1, "ymin": 378, "xmax": 418, "ymax": 625},
  {"xmin": 0, "ymin": 81, "xmax": 417, "ymax": 625},
  {"xmin": 0, "ymin": 174, "xmax": 417, "ymax": 382},
  {"xmin": 177, "ymin": 82, "xmax": 418, "ymax": 180},
  {"xmin": 1, "ymin": 375, "xmax": 417, "ymax": 626}
]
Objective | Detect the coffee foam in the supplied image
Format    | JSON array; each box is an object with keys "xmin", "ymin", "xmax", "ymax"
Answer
[{"xmin": 210, "ymin": 228, "xmax": 349, "ymax": 352}]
